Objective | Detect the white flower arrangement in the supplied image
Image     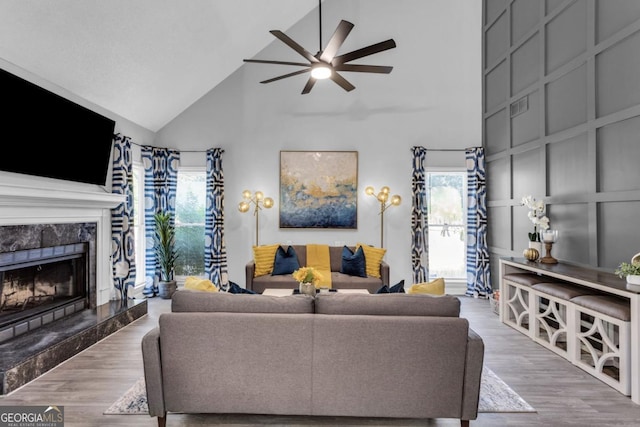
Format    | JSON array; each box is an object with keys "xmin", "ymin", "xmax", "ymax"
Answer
[{"xmin": 521, "ymin": 195, "xmax": 549, "ymax": 242}]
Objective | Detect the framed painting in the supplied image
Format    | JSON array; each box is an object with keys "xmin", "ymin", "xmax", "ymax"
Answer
[{"xmin": 279, "ymin": 151, "xmax": 358, "ymax": 229}]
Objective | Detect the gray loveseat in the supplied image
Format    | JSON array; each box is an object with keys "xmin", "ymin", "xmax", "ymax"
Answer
[
  {"xmin": 245, "ymin": 245, "xmax": 390, "ymax": 293},
  {"xmin": 141, "ymin": 290, "xmax": 485, "ymax": 427}
]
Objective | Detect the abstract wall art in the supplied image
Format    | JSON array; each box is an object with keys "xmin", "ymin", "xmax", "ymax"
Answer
[{"xmin": 279, "ymin": 151, "xmax": 358, "ymax": 229}]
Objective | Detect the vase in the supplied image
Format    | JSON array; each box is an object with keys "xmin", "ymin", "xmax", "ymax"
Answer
[
  {"xmin": 158, "ymin": 280, "xmax": 177, "ymax": 299},
  {"xmin": 299, "ymin": 282, "xmax": 315, "ymax": 297},
  {"xmin": 627, "ymin": 275, "xmax": 640, "ymax": 286},
  {"xmin": 528, "ymin": 241, "xmax": 542, "ymax": 260}
]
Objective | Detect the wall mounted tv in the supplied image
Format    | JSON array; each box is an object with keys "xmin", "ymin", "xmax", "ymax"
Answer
[{"xmin": 0, "ymin": 67, "xmax": 116, "ymax": 186}]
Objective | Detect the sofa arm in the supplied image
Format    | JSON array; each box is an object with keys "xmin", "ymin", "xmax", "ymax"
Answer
[
  {"xmin": 245, "ymin": 261, "xmax": 256, "ymax": 291},
  {"xmin": 141, "ymin": 327, "xmax": 166, "ymax": 418},
  {"xmin": 380, "ymin": 261, "xmax": 390, "ymax": 286},
  {"xmin": 461, "ymin": 327, "xmax": 485, "ymax": 420}
]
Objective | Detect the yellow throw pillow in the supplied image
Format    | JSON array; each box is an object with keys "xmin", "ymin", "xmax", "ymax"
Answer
[
  {"xmin": 252, "ymin": 244, "xmax": 280, "ymax": 277},
  {"xmin": 184, "ymin": 276, "xmax": 218, "ymax": 292},
  {"xmin": 408, "ymin": 278, "xmax": 445, "ymax": 296},
  {"xmin": 356, "ymin": 243, "xmax": 387, "ymax": 279}
]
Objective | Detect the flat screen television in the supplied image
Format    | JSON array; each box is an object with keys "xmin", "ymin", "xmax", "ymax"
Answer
[{"xmin": 0, "ymin": 67, "xmax": 116, "ymax": 186}]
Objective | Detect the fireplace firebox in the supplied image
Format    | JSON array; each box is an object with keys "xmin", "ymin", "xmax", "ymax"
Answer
[{"xmin": 0, "ymin": 243, "xmax": 89, "ymax": 343}]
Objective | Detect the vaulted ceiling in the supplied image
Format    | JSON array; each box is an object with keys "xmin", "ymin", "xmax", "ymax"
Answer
[{"xmin": 0, "ymin": 0, "xmax": 320, "ymax": 131}]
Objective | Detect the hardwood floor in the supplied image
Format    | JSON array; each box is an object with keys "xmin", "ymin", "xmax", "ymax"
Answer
[{"xmin": 2, "ymin": 295, "xmax": 640, "ymax": 426}]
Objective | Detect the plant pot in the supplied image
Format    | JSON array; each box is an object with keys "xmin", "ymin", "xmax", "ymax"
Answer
[
  {"xmin": 627, "ymin": 275, "xmax": 640, "ymax": 286},
  {"xmin": 299, "ymin": 282, "xmax": 315, "ymax": 297},
  {"xmin": 158, "ymin": 280, "xmax": 177, "ymax": 299}
]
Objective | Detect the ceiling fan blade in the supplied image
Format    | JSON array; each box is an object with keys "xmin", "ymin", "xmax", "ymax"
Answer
[
  {"xmin": 333, "ymin": 64, "xmax": 393, "ymax": 74},
  {"xmin": 332, "ymin": 39, "xmax": 397, "ymax": 65},
  {"xmin": 260, "ymin": 68, "xmax": 310, "ymax": 84},
  {"xmin": 319, "ymin": 20, "xmax": 354, "ymax": 63},
  {"xmin": 330, "ymin": 72, "xmax": 355, "ymax": 92},
  {"xmin": 270, "ymin": 30, "xmax": 319, "ymax": 63},
  {"xmin": 301, "ymin": 77, "xmax": 317, "ymax": 95},
  {"xmin": 244, "ymin": 59, "xmax": 310, "ymax": 67}
]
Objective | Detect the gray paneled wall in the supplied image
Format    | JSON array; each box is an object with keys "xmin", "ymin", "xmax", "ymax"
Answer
[{"xmin": 483, "ymin": 0, "xmax": 640, "ymax": 285}]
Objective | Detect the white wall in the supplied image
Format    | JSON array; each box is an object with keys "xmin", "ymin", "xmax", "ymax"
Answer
[{"xmin": 152, "ymin": 0, "xmax": 482, "ymax": 287}]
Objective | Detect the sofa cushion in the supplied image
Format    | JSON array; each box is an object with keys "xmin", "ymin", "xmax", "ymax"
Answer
[
  {"xmin": 376, "ymin": 279, "xmax": 405, "ymax": 294},
  {"xmin": 252, "ymin": 244, "xmax": 280, "ymax": 276},
  {"xmin": 340, "ymin": 246, "xmax": 367, "ymax": 278},
  {"xmin": 172, "ymin": 289, "xmax": 314, "ymax": 313},
  {"xmin": 272, "ymin": 245, "xmax": 300, "ymax": 275},
  {"xmin": 408, "ymin": 278, "xmax": 445, "ymax": 295},
  {"xmin": 183, "ymin": 276, "xmax": 218, "ymax": 292},
  {"xmin": 314, "ymin": 293, "xmax": 460, "ymax": 317},
  {"xmin": 228, "ymin": 281, "xmax": 257, "ymax": 294},
  {"xmin": 356, "ymin": 243, "xmax": 386, "ymax": 278}
]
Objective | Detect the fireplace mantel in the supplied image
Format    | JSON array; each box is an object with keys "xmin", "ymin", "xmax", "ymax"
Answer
[{"xmin": 0, "ymin": 182, "xmax": 124, "ymax": 209}]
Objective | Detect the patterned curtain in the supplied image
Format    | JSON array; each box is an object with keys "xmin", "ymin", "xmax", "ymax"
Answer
[
  {"xmin": 142, "ymin": 145, "xmax": 180, "ymax": 297},
  {"xmin": 110, "ymin": 134, "xmax": 136, "ymax": 300},
  {"xmin": 205, "ymin": 148, "xmax": 228, "ymax": 289},
  {"xmin": 465, "ymin": 147, "xmax": 491, "ymax": 297},
  {"xmin": 411, "ymin": 146, "xmax": 429, "ymax": 283}
]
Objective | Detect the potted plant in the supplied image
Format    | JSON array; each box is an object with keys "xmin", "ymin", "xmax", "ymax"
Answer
[
  {"xmin": 615, "ymin": 257, "xmax": 640, "ymax": 286},
  {"xmin": 292, "ymin": 266, "xmax": 324, "ymax": 296},
  {"xmin": 153, "ymin": 211, "xmax": 179, "ymax": 299}
]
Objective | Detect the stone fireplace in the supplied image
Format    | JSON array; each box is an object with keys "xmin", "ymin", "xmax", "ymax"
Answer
[
  {"xmin": 0, "ymin": 181, "xmax": 147, "ymax": 394},
  {"xmin": 0, "ymin": 223, "xmax": 96, "ymax": 344}
]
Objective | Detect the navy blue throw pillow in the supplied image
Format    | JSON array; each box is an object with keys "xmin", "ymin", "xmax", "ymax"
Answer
[
  {"xmin": 389, "ymin": 279, "xmax": 405, "ymax": 293},
  {"xmin": 376, "ymin": 285, "xmax": 390, "ymax": 293},
  {"xmin": 228, "ymin": 281, "xmax": 256, "ymax": 294},
  {"xmin": 340, "ymin": 246, "xmax": 367, "ymax": 278},
  {"xmin": 271, "ymin": 245, "xmax": 300, "ymax": 276}
]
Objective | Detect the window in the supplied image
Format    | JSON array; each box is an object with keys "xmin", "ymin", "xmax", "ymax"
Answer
[
  {"xmin": 426, "ymin": 170, "xmax": 467, "ymax": 280},
  {"xmin": 174, "ymin": 168, "xmax": 206, "ymax": 278}
]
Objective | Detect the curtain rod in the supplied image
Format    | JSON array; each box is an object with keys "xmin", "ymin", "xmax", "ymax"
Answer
[
  {"xmin": 412, "ymin": 147, "xmax": 480, "ymax": 152},
  {"xmin": 127, "ymin": 139, "xmax": 210, "ymax": 153}
]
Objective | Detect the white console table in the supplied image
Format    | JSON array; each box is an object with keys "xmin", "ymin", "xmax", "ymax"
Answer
[{"xmin": 499, "ymin": 257, "xmax": 640, "ymax": 404}]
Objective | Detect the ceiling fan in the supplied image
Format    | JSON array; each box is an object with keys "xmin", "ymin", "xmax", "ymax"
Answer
[{"xmin": 243, "ymin": 1, "xmax": 396, "ymax": 94}]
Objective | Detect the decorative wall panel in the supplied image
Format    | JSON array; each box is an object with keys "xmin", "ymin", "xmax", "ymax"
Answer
[
  {"xmin": 486, "ymin": 12, "xmax": 509, "ymax": 66},
  {"xmin": 483, "ymin": 0, "xmax": 640, "ymax": 276},
  {"xmin": 512, "ymin": 90, "xmax": 540, "ymax": 146},
  {"xmin": 596, "ymin": 115, "xmax": 640, "ymax": 193},
  {"xmin": 486, "ymin": 157, "xmax": 510, "ymax": 201},
  {"xmin": 598, "ymin": 201, "xmax": 640, "ymax": 267},
  {"xmin": 548, "ymin": 203, "xmax": 589, "ymax": 265},
  {"xmin": 485, "ymin": 108, "xmax": 509, "ymax": 154},
  {"xmin": 545, "ymin": 0, "xmax": 587, "ymax": 74},
  {"xmin": 596, "ymin": 0, "xmax": 640, "ymax": 44},
  {"xmin": 547, "ymin": 133, "xmax": 590, "ymax": 197},
  {"xmin": 511, "ymin": 33, "xmax": 540, "ymax": 95},
  {"xmin": 511, "ymin": 0, "xmax": 539, "ymax": 45},
  {"xmin": 596, "ymin": 30, "xmax": 640, "ymax": 118},
  {"xmin": 546, "ymin": 64, "xmax": 587, "ymax": 135},
  {"xmin": 512, "ymin": 148, "xmax": 543, "ymax": 198},
  {"xmin": 485, "ymin": 60, "xmax": 509, "ymax": 111}
]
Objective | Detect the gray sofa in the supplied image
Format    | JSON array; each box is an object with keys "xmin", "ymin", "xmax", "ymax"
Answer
[
  {"xmin": 141, "ymin": 290, "xmax": 485, "ymax": 427},
  {"xmin": 245, "ymin": 245, "xmax": 390, "ymax": 293}
]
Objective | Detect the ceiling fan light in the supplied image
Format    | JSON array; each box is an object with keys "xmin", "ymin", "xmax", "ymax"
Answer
[{"xmin": 311, "ymin": 64, "xmax": 332, "ymax": 79}]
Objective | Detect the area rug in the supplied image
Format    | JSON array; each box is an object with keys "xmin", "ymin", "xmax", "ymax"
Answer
[{"xmin": 104, "ymin": 366, "xmax": 535, "ymax": 415}]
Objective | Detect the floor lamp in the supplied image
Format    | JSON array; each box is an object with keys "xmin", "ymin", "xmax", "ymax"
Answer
[
  {"xmin": 238, "ymin": 190, "xmax": 273, "ymax": 246},
  {"xmin": 365, "ymin": 186, "xmax": 401, "ymax": 248}
]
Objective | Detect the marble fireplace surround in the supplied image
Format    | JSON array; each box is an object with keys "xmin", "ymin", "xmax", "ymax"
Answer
[{"xmin": 0, "ymin": 180, "xmax": 147, "ymax": 394}]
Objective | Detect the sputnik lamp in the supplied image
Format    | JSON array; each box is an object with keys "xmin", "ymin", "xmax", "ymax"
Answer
[
  {"xmin": 365, "ymin": 186, "xmax": 401, "ymax": 248},
  {"xmin": 238, "ymin": 190, "xmax": 274, "ymax": 246}
]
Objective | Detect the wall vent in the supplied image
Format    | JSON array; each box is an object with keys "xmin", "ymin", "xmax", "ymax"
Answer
[{"xmin": 510, "ymin": 95, "xmax": 529, "ymax": 117}]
